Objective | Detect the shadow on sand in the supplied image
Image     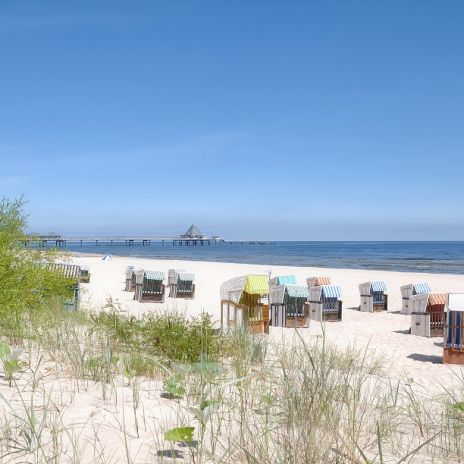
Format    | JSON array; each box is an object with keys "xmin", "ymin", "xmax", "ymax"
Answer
[
  {"xmin": 407, "ymin": 353, "xmax": 442, "ymax": 364},
  {"xmin": 157, "ymin": 449, "xmax": 184, "ymax": 459},
  {"xmin": 393, "ymin": 329, "xmax": 411, "ymax": 335}
]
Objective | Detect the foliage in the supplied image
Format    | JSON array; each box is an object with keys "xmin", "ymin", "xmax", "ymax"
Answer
[
  {"xmin": 0, "ymin": 341, "xmax": 25, "ymax": 386},
  {"xmin": 163, "ymin": 373, "xmax": 186, "ymax": 398},
  {"xmin": 92, "ymin": 308, "xmax": 228, "ymax": 365},
  {"xmin": 164, "ymin": 426, "xmax": 195, "ymax": 443},
  {"xmin": 0, "ymin": 197, "xmax": 72, "ymax": 333}
]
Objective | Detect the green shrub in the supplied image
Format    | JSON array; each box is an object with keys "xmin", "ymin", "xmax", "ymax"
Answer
[
  {"xmin": 92, "ymin": 309, "xmax": 227, "ymax": 365},
  {"xmin": 0, "ymin": 197, "xmax": 72, "ymax": 334}
]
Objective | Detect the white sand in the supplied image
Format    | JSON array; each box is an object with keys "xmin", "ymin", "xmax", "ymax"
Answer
[
  {"xmin": 2, "ymin": 254, "xmax": 463, "ymax": 462},
  {"xmin": 73, "ymin": 254, "xmax": 464, "ymax": 391}
]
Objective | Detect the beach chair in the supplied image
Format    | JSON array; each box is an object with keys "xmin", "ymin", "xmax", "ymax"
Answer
[
  {"xmin": 308, "ymin": 285, "xmax": 342, "ymax": 322},
  {"xmin": 359, "ymin": 281, "xmax": 388, "ymax": 312},
  {"xmin": 443, "ymin": 293, "xmax": 464, "ymax": 365},
  {"xmin": 168, "ymin": 269, "xmax": 195, "ymax": 298},
  {"xmin": 306, "ymin": 276, "xmax": 332, "ymax": 288},
  {"xmin": 134, "ymin": 270, "xmax": 165, "ymax": 302},
  {"xmin": 269, "ymin": 283, "xmax": 309, "ymax": 328},
  {"xmin": 124, "ymin": 266, "xmax": 135, "ymax": 292},
  {"xmin": 221, "ymin": 274, "xmax": 269, "ymax": 334},
  {"xmin": 410, "ymin": 292, "xmax": 446, "ymax": 338},
  {"xmin": 48, "ymin": 263, "xmax": 81, "ymax": 310},
  {"xmin": 400, "ymin": 283, "xmax": 431, "ymax": 314},
  {"xmin": 79, "ymin": 266, "xmax": 90, "ymax": 283}
]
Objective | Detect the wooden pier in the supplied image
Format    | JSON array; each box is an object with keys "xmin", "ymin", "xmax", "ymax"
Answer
[{"xmin": 23, "ymin": 235, "xmax": 276, "ymax": 247}]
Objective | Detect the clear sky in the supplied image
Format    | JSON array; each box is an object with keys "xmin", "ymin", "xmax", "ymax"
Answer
[{"xmin": 1, "ymin": 1, "xmax": 463, "ymax": 240}]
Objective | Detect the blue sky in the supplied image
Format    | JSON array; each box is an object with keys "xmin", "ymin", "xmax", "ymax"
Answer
[{"xmin": 1, "ymin": 1, "xmax": 463, "ymax": 240}]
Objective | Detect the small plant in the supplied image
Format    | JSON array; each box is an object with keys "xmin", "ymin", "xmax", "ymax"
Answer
[
  {"xmin": 164, "ymin": 426, "xmax": 195, "ymax": 444},
  {"xmin": 163, "ymin": 374, "xmax": 186, "ymax": 399},
  {"xmin": 0, "ymin": 342, "xmax": 25, "ymax": 386}
]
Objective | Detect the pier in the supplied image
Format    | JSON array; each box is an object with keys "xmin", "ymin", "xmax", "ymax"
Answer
[
  {"xmin": 23, "ymin": 224, "xmax": 275, "ymax": 247},
  {"xmin": 23, "ymin": 235, "xmax": 275, "ymax": 247}
]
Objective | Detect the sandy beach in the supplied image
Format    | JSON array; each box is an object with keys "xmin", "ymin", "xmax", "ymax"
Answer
[{"xmin": 73, "ymin": 254, "xmax": 464, "ymax": 391}]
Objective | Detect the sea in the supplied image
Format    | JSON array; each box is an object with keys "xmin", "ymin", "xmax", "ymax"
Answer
[{"xmin": 61, "ymin": 241, "xmax": 464, "ymax": 275}]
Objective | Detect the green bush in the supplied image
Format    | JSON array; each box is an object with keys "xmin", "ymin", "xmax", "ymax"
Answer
[
  {"xmin": 92, "ymin": 309, "xmax": 226, "ymax": 365},
  {"xmin": 0, "ymin": 197, "xmax": 71, "ymax": 334}
]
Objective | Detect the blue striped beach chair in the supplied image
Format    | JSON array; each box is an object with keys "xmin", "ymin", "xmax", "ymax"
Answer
[
  {"xmin": 443, "ymin": 293, "xmax": 464, "ymax": 364},
  {"xmin": 308, "ymin": 284, "xmax": 343, "ymax": 321},
  {"xmin": 400, "ymin": 282, "xmax": 431, "ymax": 314},
  {"xmin": 359, "ymin": 281, "xmax": 388, "ymax": 312}
]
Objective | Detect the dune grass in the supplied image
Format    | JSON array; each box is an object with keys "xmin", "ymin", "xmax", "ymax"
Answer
[{"xmin": 0, "ymin": 301, "xmax": 462, "ymax": 463}]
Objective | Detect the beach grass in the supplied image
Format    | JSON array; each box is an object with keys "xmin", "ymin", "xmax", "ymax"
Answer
[{"xmin": 0, "ymin": 302, "xmax": 462, "ymax": 463}]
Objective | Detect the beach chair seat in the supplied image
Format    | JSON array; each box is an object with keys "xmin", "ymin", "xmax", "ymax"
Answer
[
  {"xmin": 270, "ymin": 283, "xmax": 309, "ymax": 328},
  {"xmin": 135, "ymin": 271, "xmax": 165, "ymax": 302},
  {"xmin": 359, "ymin": 282, "xmax": 388, "ymax": 312},
  {"xmin": 309, "ymin": 284, "xmax": 342, "ymax": 321},
  {"xmin": 410, "ymin": 293, "xmax": 446, "ymax": 338}
]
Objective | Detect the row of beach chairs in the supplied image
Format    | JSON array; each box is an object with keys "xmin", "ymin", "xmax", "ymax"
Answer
[
  {"xmin": 220, "ymin": 274, "xmax": 344, "ymax": 334},
  {"xmin": 220, "ymin": 274, "xmax": 464, "ymax": 366},
  {"xmin": 47, "ymin": 263, "xmax": 464, "ymax": 366},
  {"xmin": 124, "ymin": 267, "xmax": 195, "ymax": 302}
]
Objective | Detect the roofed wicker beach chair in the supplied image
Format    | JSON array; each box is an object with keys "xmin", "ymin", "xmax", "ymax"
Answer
[
  {"xmin": 443, "ymin": 293, "xmax": 464, "ymax": 365},
  {"xmin": 400, "ymin": 282, "xmax": 431, "ymax": 314},
  {"xmin": 134, "ymin": 270, "xmax": 165, "ymax": 302},
  {"xmin": 48, "ymin": 263, "xmax": 81, "ymax": 310},
  {"xmin": 124, "ymin": 266, "xmax": 135, "ymax": 292},
  {"xmin": 269, "ymin": 280, "xmax": 309, "ymax": 328},
  {"xmin": 359, "ymin": 281, "xmax": 388, "ymax": 312},
  {"xmin": 410, "ymin": 292, "xmax": 446, "ymax": 338},
  {"xmin": 168, "ymin": 269, "xmax": 195, "ymax": 298},
  {"xmin": 220, "ymin": 274, "xmax": 269, "ymax": 334},
  {"xmin": 308, "ymin": 284, "xmax": 343, "ymax": 322},
  {"xmin": 80, "ymin": 266, "xmax": 90, "ymax": 283}
]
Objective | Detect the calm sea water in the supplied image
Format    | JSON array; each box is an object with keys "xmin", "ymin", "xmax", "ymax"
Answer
[{"xmin": 61, "ymin": 241, "xmax": 464, "ymax": 275}]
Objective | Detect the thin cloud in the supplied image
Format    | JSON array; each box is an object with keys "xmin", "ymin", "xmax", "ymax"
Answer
[{"xmin": 0, "ymin": 14, "xmax": 130, "ymax": 32}]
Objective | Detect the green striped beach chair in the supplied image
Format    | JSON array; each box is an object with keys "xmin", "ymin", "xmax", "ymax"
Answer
[
  {"xmin": 168, "ymin": 269, "xmax": 195, "ymax": 298},
  {"xmin": 269, "ymin": 281, "xmax": 310, "ymax": 327},
  {"xmin": 134, "ymin": 270, "xmax": 165, "ymax": 302}
]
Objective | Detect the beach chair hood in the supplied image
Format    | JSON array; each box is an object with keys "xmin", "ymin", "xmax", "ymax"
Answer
[
  {"xmin": 310, "ymin": 285, "xmax": 341, "ymax": 301},
  {"xmin": 221, "ymin": 274, "xmax": 269, "ymax": 304},
  {"xmin": 359, "ymin": 281, "xmax": 387, "ymax": 295},
  {"xmin": 307, "ymin": 276, "xmax": 332, "ymax": 288},
  {"xmin": 145, "ymin": 271, "xmax": 165, "ymax": 281}
]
